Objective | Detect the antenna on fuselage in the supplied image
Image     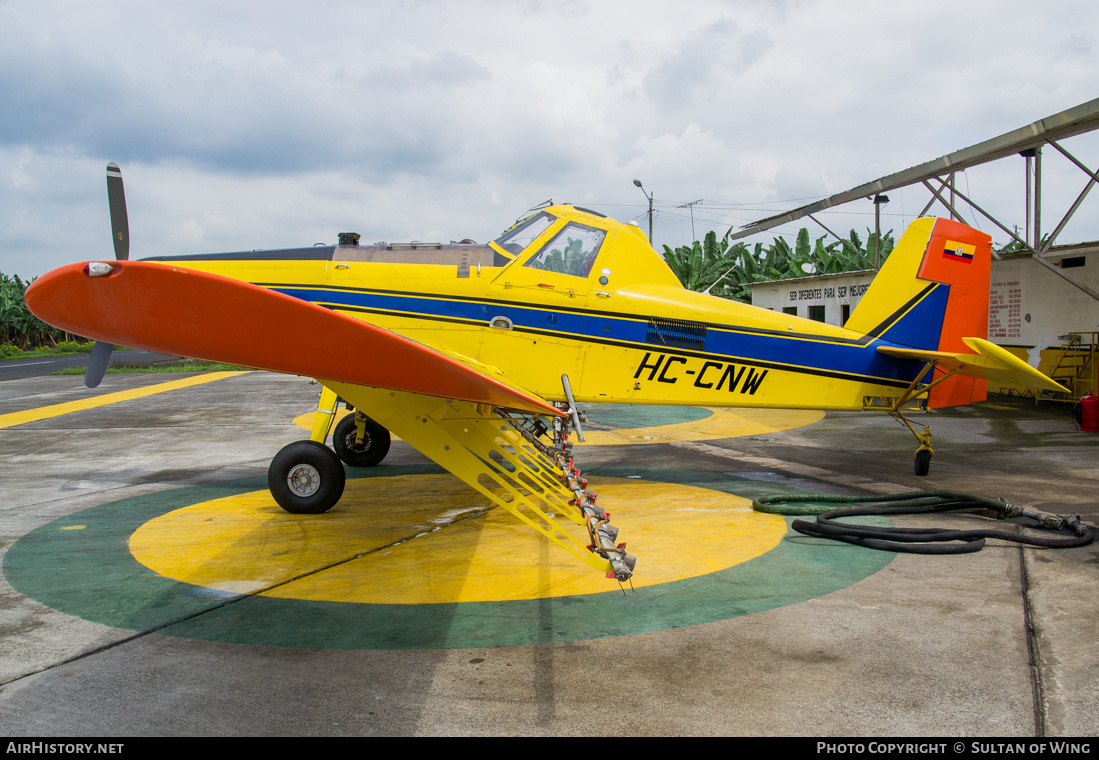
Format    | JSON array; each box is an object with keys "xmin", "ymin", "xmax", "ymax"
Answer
[{"xmin": 513, "ymin": 199, "xmax": 554, "ymax": 226}]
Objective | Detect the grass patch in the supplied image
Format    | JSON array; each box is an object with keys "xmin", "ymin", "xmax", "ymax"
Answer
[
  {"xmin": 0, "ymin": 341, "xmax": 110, "ymax": 360},
  {"xmin": 52, "ymin": 360, "xmax": 253, "ymax": 375}
]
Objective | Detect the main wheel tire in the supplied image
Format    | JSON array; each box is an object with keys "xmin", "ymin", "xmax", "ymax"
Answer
[
  {"xmin": 914, "ymin": 449, "xmax": 931, "ymax": 477},
  {"xmin": 333, "ymin": 414, "xmax": 391, "ymax": 468},
  {"xmin": 268, "ymin": 440, "xmax": 346, "ymax": 514}
]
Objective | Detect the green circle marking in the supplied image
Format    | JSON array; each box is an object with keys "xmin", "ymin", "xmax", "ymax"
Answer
[
  {"xmin": 5, "ymin": 465, "xmax": 892, "ymax": 650},
  {"xmin": 583, "ymin": 403, "xmax": 712, "ymax": 429}
]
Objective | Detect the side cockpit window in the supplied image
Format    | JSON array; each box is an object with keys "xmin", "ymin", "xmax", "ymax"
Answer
[
  {"xmin": 493, "ymin": 212, "xmax": 556, "ymax": 256},
  {"xmin": 524, "ymin": 223, "xmax": 606, "ymax": 278}
]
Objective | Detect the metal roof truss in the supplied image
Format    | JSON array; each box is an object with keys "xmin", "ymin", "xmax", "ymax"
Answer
[{"xmin": 728, "ymin": 98, "xmax": 1099, "ymax": 301}]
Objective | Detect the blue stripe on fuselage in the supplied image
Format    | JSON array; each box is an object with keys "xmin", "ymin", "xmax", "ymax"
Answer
[{"xmin": 270, "ymin": 285, "xmax": 925, "ymax": 387}]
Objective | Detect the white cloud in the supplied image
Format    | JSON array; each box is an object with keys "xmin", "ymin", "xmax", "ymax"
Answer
[{"xmin": 2, "ymin": 0, "xmax": 1099, "ymax": 276}]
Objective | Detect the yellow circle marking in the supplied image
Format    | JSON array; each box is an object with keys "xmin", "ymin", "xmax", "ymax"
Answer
[
  {"xmin": 293, "ymin": 407, "xmax": 824, "ymax": 447},
  {"xmin": 578, "ymin": 407, "xmax": 823, "ymax": 446},
  {"xmin": 293, "ymin": 408, "xmax": 405, "ymax": 442},
  {"xmin": 130, "ymin": 475, "xmax": 786, "ymax": 604}
]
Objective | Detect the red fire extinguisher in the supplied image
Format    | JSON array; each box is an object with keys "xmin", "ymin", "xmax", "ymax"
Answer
[{"xmin": 1074, "ymin": 392, "xmax": 1099, "ymax": 432}]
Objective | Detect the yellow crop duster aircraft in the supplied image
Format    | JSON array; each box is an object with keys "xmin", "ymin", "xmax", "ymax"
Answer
[{"xmin": 26, "ymin": 165, "xmax": 1065, "ymax": 583}]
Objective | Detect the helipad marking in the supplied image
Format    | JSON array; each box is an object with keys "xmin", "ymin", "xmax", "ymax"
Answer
[
  {"xmin": 293, "ymin": 405, "xmax": 824, "ymax": 446},
  {"xmin": 129, "ymin": 476, "xmax": 786, "ymax": 604},
  {"xmin": 0, "ymin": 371, "xmax": 251, "ymax": 429},
  {"xmin": 579, "ymin": 407, "xmax": 823, "ymax": 446},
  {"xmin": 4, "ymin": 466, "xmax": 894, "ymax": 650}
]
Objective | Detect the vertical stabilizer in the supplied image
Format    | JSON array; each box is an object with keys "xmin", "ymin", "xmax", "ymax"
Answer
[{"xmin": 846, "ymin": 217, "xmax": 992, "ymax": 408}]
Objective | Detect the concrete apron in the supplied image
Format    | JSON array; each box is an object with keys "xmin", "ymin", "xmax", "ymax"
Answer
[{"xmin": 0, "ymin": 371, "xmax": 1095, "ymax": 736}]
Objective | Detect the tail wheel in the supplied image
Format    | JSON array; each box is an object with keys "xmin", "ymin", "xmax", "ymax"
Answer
[
  {"xmin": 268, "ymin": 440, "xmax": 346, "ymax": 514},
  {"xmin": 914, "ymin": 449, "xmax": 932, "ymax": 477},
  {"xmin": 333, "ymin": 414, "xmax": 391, "ymax": 467}
]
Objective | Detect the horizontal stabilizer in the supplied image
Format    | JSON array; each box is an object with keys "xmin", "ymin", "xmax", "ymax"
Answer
[
  {"xmin": 876, "ymin": 337, "xmax": 1068, "ymax": 394},
  {"xmin": 25, "ymin": 261, "xmax": 563, "ymax": 416}
]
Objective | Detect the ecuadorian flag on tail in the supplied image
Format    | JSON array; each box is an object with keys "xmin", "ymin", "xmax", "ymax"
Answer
[{"xmin": 943, "ymin": 240, "xmax": 976, "ymax": 263}]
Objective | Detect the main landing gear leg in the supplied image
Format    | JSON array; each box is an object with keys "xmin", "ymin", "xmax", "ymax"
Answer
[
  {"xmin": 891, "ymin": 411, "xmax": 933, "ymax": 477},
  {"xmin": 333, "ymin": 411, "xmax": 391, "ymax": 467},
  {"xmin": 309, "ymin": 385, "xmax": 340, "ymax": 445},
  {"xmin": 309, "ymin": 383, "xmax": 392, "ymax": 468}
]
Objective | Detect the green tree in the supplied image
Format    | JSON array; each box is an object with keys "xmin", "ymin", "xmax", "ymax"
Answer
[
  {"xmin": 1, "ymin": 271, "xmax": 79, "ymax": 351},
  {"xmin": 662, "ymin": 227, "xmax": 894, "ymax": 303}
]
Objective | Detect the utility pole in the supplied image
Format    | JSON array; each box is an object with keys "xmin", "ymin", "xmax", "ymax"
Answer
[
  {"xmin": 633, "ymin": 179, "xmax": 654, "ymax": 244},
  {"xmin": 679, "ymin": 199, "xmax": 703, "ymax": 240}
]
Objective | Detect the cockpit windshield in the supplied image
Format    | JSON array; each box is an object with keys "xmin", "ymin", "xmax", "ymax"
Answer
[
  {"xmin": 492, "ymin": 212, "xmax": 556, "ymax": 255},
  {"xmin": 524, "ymin": 223, "xmax": 606, "ymax": 278}
]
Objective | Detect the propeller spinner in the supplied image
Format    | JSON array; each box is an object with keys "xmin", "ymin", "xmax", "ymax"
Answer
[{"xmin": 84, "ymin": 162, "xmax": 130, "ymax": 388}]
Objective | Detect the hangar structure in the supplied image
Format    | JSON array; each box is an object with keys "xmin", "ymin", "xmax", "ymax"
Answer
[{"xmin": 739, "ymin": 98, "xmax": 1099, "ymax": 399}]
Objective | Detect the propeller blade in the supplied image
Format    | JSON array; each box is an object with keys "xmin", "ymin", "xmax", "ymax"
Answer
[
  {"xmin": 106, "ymin": 162, "xmax": 129, "ymax": 261},
  {"xmin": 89, "ymin": 162, "xmax": 128, "ymax": 387},
  {"xmin": 85, "ymin": 340, "xmax": 113, "ymax": 388}
]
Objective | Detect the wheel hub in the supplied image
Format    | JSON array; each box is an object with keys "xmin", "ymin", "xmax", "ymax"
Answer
[
  {"xmin": 287, "ymin": 464, "xmax": 321, "ymax": 497},
  {"xmin": 345, "ymin": 430, "xmax": 369, "ymax": 452}
]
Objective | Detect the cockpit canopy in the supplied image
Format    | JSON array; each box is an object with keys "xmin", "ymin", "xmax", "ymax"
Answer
[
  {"xmin": 493, "ymin": 211, "xmax": 556, "ymax": 256},
  {"xmin": 493, "ymin": 211, "xmax": 606, "ymax": 278},
  {"xmin": 489, "ymin": 204, "xmax": 681, "ymax": 292}
]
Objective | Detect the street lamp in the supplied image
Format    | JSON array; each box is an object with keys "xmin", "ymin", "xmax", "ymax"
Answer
[{"xmin": 633, "ymin": 179, "xmax": 654, "ymax": 244}]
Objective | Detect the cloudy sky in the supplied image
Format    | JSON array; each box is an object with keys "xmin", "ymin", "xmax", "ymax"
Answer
[{"xmin": 2, "ymin": 0, "xmax": 1098, "ymax": 277}]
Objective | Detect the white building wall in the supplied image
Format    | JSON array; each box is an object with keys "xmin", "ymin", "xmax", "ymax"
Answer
[
  {"xmin": 746, "ymin": 256, "xmax": 1099, "ymax": 350},
  {"xmin": 988, "ymin": 256, "xmax": 1099, "ymax": 350},
  {"xmin": 747, "ymin": 272, "xmax": 876, "ymax": 328}
]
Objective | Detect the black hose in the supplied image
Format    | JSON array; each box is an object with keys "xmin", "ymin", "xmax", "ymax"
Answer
[{"xmin": 753, "ymin": 491, "xmax": 1096, "ymax": 554}]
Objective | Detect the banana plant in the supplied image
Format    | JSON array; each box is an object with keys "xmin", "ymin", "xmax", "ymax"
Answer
[
  {"xmin": 663, "ymin": 226, "xmax": 895, "ymax": 303},
  {"xmin": 1, "ymin": 270, "xmax": 74, "ymax": 350}
]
